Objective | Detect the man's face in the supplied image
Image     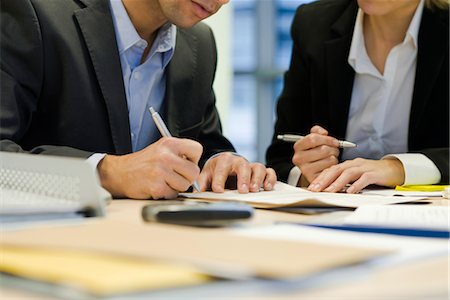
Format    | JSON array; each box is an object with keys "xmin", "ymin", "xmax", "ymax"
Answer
[{"xmin": 159, "ymin": 0, "xmax": 229, "ymax": 28}]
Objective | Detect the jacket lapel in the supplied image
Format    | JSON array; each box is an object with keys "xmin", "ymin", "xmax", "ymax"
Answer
[
  {"xmin": 324, "ymin": 2, "xmax": 358, "ymax": 139},
  {"xmin": 74, "ymin": 0, "xmax": 132, "ymax": 154},
  {"xmin": 409, "ymin": 8, "xmax": 447, "ymax": 139},
  {"xmin": 165, "ymin": 29, "xmax": 198, "ymax": 137}
]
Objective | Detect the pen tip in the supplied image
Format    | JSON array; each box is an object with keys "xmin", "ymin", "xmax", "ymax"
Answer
[
  {"xmin": 192, "ymin": 181, "xmax": 201, "ymax": 192},
  {"xmin": 149, "ymin": 107, "xmax": 155, "ymax": 114}
]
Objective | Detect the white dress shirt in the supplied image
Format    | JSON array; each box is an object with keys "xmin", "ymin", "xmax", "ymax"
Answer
[{"xmin": 288, "ymin": 0, "xmax": 441, "ymax": 186}]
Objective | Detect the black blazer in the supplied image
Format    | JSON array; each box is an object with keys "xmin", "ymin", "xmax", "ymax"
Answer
[
  {"xmin": 266, "ymin": 0, "xmax": 449, "ymax": 183},
  {"xmin": 0, "ymin": 0, "xmax": 234, "ymax": 166}
]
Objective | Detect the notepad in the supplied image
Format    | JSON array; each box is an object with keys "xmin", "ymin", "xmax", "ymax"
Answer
[
  {"xmin": 181, "ymin": 182, "xmax": 424, "ymax": 209},
  {"xmin": 0, "ymin": 245, "xmax": 211, "ymax": 296}
]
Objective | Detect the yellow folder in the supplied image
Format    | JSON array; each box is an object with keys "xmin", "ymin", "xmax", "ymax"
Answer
[{"xmin": 0, "ymin": 245, "xmax": 211, "ymax": 296}]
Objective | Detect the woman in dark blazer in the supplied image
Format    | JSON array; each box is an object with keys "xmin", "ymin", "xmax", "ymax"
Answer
[{"xmin": 266, "ymin": 0, "xmax": 449, "ymax": 193}]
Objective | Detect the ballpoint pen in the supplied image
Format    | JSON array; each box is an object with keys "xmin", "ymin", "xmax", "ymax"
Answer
[
  {"xmin": 149, "ymin": 107, "xmax": 201, "ymax": 192},
  {"xmin": 277, "ymin": 134, "xmax": 357, "ymax": 148}
]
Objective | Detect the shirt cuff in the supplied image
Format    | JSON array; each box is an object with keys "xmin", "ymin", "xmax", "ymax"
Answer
[
  {"xmin": 86, "ymin": 153, "xmax": 107, "ymax": 171},
  {"xmin": 382, "ymin": 153, "xmax": 441, "ymax": 185},
  {"xmin": 287, "ymin": 166, "xmax": 301, "ymax": 186},
  {"xmin": 86, "ymin": 153, "xmax": 113, "ymax": 202}
]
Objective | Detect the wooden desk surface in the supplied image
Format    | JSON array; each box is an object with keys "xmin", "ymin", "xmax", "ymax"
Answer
[{"xmin": 1, "ymin": 199, "xmax": 449, "ymax": 299}]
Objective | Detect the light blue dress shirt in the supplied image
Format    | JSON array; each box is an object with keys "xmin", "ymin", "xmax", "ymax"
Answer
[{"xmin": 109, "ymin": 0, "xmax": 176, "ymax": 152}]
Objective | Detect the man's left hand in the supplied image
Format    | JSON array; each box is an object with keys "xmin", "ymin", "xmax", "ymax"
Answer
[{"xmin": 197, "ymin": 152, "xmax": 277, "ymax": 193}]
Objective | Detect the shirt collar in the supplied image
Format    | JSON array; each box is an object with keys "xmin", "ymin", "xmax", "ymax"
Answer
[
  {"xmin": 348, "ymin": 0, "xmax": 424, "ymax": 73},
  {"xmin": 109, "ymin": 0, "xmax": 177, "ymax": 62},
  {"xmin": 348, "ymin": 8, "xmax": 366, "ymax": 72},
  {"xmin": 153, "ymin": 22, "xmax": 177, "ymax": 68},
  {"xmin": 406, "ymin": 0, "xmax": 424, "ymax": 49},
  {"xmin": 109, "ymin": 0, "xmax": 141, "ymax": 54}
]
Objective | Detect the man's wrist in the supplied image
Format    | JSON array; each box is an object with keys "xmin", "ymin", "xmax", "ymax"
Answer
[
  {"xmin": 205, "ymin": 151, "xmax": 246, "ymax": 166},
  {"xmin": 96, "ymin": 154, "xmax": 123, "ymax": 198}
]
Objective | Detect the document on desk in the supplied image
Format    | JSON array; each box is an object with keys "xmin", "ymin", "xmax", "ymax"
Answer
[
  {"xmin": 344, "ymin": 205, "xmax": 450, "ymax": 231},
  {"xmin": 181, "ymin": 182, "xmax": 424, "ymax": 209}
]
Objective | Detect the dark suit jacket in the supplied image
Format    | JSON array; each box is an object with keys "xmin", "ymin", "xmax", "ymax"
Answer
[
  {"xmin": 266, "ymin": 0, "xmax": 449, "ymax": 183},
  {"xmin": 0, "ymin": 0, "xmax": 234, "ymax": 166}
]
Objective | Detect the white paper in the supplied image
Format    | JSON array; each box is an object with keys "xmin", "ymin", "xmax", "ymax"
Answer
[
  {"xmin": 345, "ymin": 205, "xmax": 450, "ymax": 231},
  {"xmin": 181, "ymin": 182, "xmax": 425, "ymax": 208}
]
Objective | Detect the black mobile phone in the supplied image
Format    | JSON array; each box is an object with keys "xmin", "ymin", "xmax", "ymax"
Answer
[{"xmin": 141, "ymin": 201, "xmax": 253, "ymax": 227}]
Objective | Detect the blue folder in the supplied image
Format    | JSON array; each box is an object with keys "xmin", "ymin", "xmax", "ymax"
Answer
[{"xmin": 302, "ymin": 224, "xmax": 450, "ymax": 239}]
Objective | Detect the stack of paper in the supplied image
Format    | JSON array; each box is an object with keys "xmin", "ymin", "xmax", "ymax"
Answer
[{"xmin": 181, "ymin": 182, "xmax": 424, "ymax": 209}]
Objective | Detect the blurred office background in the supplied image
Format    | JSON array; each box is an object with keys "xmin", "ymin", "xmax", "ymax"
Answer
[{"xmin": 205, "ymin": 0, "xmax": 313, "ymax": 163}]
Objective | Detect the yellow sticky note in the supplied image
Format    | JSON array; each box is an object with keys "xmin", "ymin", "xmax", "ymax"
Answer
[
  {"xmin": 395, "ymin": 185, "xmax": 449, "ymax": 192},
  {"xmin": 0, "ymin": 246, "xmax": 211, "ymax": 296}
]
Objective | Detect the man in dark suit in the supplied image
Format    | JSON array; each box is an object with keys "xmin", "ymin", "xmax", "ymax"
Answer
[
  {"xmin": 1, "ymin": 0, "xmax": 276, "ymax": 199},
  {"xmin": 266, "ymin": 0, "xmax": 448, "ymax": 193}
]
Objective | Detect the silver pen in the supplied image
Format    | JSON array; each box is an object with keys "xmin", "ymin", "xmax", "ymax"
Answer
[
  {"xmin": 277, "ymin": 134, "xmax": 357, "ymax": 148},
  {"xmin": 149, "ymin": 107, "xmax": 201, "ymax": 192}
]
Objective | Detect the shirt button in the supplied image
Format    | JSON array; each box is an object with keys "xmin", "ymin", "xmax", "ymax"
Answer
[{"xmin": 133, "ymin": 72, "xmax": 141, "ymax": 80}]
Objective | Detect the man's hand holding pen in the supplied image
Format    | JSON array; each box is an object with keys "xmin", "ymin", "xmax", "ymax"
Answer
[{"xmin": 97, "ymin": 137, "xmax": 202, "ymax": 200}]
